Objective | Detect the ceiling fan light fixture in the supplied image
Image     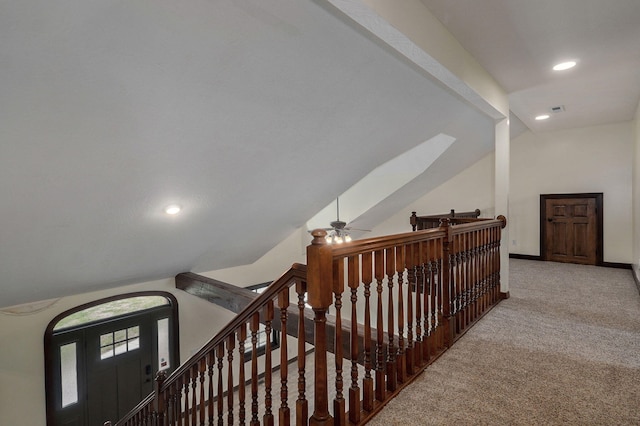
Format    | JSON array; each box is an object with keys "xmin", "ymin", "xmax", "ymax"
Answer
[{"xmin": 553, "ymin": 60, "xmax": 577, "ymax": 71}]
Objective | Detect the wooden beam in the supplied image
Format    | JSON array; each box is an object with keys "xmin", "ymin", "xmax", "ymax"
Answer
[{"xmin": 175, "ymin": 272, "xmax": 387, "ymax": 361}]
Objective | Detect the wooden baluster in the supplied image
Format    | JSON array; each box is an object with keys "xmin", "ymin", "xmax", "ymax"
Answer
[
  {"xmin": 175, "ymin": 380, "xmax": 182, "ymax": 426},
  {"xmin": 405, "ymin": 243, "xmax": 415, "ymax": 375},
  {"xmin": 468, "ymin": 230, "xmax": 475, "ymax": 324},
  {"xmin": 460, "ymin": 233, "xmax": 467, "ymax": 332},
  {"xmin": 413, "ymin": 242, "xmax": 424, "ymax": 367},
  {"xmin": 238, "ymin": 325, "xmax": 247, "ymax": 426},
  {"xmin": 199, "ymin": 359, "xmax": 206, "ymax": 426},
  {"xmin": 278, "ymin": 289, "xmax": 290, "ymax": 425},
  {"xmin": 216, "ymin": 344, "xmax": 224, "ymax": 426},
  {"xmin": 191, "ymin": 365, "xmax": 198, "ymax": 426},
  {"xmin": 474, "ymin": 230, "xmax": 481, "ymax": 321},
  {"xmin": 493, "ymin": 226, "xmax": 500, "ymax": 302},
  {"xmin": 478, "ymin": 229, "xmax": 485, "ymax": 316},
  {"xmin": 333, "ymin": 258, "xmax": 345, "ymax": 426},
  {"xmin": 440, "ymin": 218, "xmax": 455, "ymax": 349},
  {"xmin": 485, "ymin": 228, "xmax": 491, "ymax": 311},
  {"xmin": 264, "ymin": 300, "xmax": 275, "ymax": 426},
  {"xmin": 450, "ymin": 235, "xmax": 465, "ymax": 336},
  {"xmin": 489, "ymin": 226, "xmax": 495, "ymax": 302},
  {"xmin": 489, "ymin": 227, "xmax": 495, "ymax": 303},
  {"xmin": 226, "ymin": 334, "xmax": 235, "ymax": 425},
  {"xmin": 374, "ymin": 249, "xmax": 386, "ymax": 402},
  {"xmin": 484, "ymin": 227, "xmax": 490, "ymax": 310},
  {"xmin": 155, "ymin": 371, "xmax": 167, "ymax": 426},
  {"xmin": 176, "ymin": 376, "xmax": 184, "ymax": 426},
  {"xmin": 422, "ymin": 241, "xmax": 432, "ymax": 362},
  {"xmin": 250, "ymin": 313, "xmax": 260, "ymax": 426},
  {"xmin": 485, "ymin": 227, "xmax": 490, "ymax": 304},
  {"xmin": 431, "ymin": 239, "xmax": 440, "ymax": 353},
  {"xmin": 475, "ymin": 230, "xmax": 481, "ymax": 320},
  {"xmin": 446, "ymin": 227, "xmax": 455, "ymax": 348},
  {"xmin": 184, "ymin": 370, "xmax": 191, "ymax": 426},
  {"xmin": 307, "ymin": 230, "xmax": 333, "ymax": 426},
  {"xmin": 361, "ymin": 252, "xmax": 374, "ymax": 411},
  {"xmin": 165, "ymin": 381, "xmax": 174, "ymax": 426},
  {"xmin": 207, "ymin": 351, "xmax": 215, "ymax": 426},
  {"xmin": 385, "ymin": 246, "xmax": 397, "ymax": 392},
  {"xmin": 295, "ymin": 279, "xmax": 308, "ymax": 426},
  {"xmin": 395, "ymin": 245, "xmax": 406, "ymax": 383},
  {"xmin": 487, "ymin": 228, "xmax": 495, "ymax": 305},
  {"xmin": 463, "ymin": 232, "xmax": 470, "ymax": 330},
  {"xmin": 466, "ymin": 232, "xmax": 471, "ymax": 327},
  {"xmin": 347, "ymin": 255, "xmax": 361, "ymax": 423}
]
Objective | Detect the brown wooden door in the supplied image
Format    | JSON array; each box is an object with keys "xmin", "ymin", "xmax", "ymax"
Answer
[{"xmin": 543, "ymin": 197, "xmax": 598, "ymax": 265}]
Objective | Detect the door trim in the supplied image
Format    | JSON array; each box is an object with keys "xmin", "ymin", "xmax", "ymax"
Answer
[
  {"xmin": 45, "ymin": 291, "xmax": 179, "ymax": 426},
  {"xmin": 540, "ymin": 193, "xmax": 603, "ymax": 265}
]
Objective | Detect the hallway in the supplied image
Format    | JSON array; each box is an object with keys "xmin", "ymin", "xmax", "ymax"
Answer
[{"xmin": 369, "ymin": 259, "xmax": 640, "ymax": 425}]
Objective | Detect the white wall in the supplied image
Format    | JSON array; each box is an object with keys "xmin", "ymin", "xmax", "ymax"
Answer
[
  {"xmin": 203, "ymin": 227, "xmax": 307, "ymax": 286},
  {"xmin": 369, "ymin": 153, "xmax": 495, "ymax": 237},
  {"xmin": 0, "ymin": 278, "xmax": 234, "ymax": 426},
  {"xmin": 510, "ymin": 122, "xmax": 634, "ymax": 263}
]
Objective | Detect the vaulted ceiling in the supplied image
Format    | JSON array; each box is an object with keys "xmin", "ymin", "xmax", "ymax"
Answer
[{"xmin": 1, "ymin": 0, "xmax": 638, "ymax": 308}]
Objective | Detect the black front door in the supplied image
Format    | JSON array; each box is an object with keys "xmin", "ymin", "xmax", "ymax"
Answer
[
  {"xmin": 85, "ymin": 315, "xmax": 154, "ymax": 426},
  {"xmin": 50, "ymin": 304, "xmax": 175, "ymax": 426}
]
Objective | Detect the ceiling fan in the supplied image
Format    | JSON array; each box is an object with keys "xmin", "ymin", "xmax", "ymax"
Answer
[{"xmin": 319, "ymin": 198, "xmax": 370, "ymax": 244}]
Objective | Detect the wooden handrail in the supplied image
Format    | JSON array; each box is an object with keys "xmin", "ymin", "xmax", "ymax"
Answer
[{"xmin": 410, "ymin": 208, "xmax": 483, "ymax": 230}]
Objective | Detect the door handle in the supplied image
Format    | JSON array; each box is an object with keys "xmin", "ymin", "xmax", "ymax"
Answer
[{"xmin": 547, "ymin": 218, "xmax": 553, "ymax": 222}]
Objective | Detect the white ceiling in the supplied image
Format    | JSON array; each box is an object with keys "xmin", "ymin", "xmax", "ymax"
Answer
[
  {"xmin": 0, "ymin": 0, "xmax": 494, "ymax": 307},
  {"xmin": 421, "ymin": 0, "xmax": 640, "ymax": 133},
  {"xmin": 2, "ymin": 0, "xmax": 637, "ymax": 308}
]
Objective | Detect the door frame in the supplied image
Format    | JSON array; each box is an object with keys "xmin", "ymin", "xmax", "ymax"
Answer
[
  {"xmin": 539, "ymin": 192, "xmax": 603, "ymax": 265},
  {"xmin": 44, "ymin": 291, "xmax": 179, "ymax": 426}
]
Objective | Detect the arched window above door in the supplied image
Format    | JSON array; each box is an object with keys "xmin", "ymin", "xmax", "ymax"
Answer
[{"xmin": 53, "ymin": 295, "xmax": 170, "ymax": 331}]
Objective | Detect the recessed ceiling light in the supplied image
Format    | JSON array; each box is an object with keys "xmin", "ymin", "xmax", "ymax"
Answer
[
  {"xmin": 164, "ymin": 205, "xmax": 181, "ymax": 215},
  {"xmin": 553, "ymin": 61, "xmax": 576, "ymax": 71},
  {"xmin": 535, "ymin": 114, "xmax": 550, "ymax": 121}
]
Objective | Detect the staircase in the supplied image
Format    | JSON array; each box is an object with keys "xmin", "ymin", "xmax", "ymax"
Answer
[{"xmin": 107, "ymin": 216, "xmax": 507, "ymax": 425}]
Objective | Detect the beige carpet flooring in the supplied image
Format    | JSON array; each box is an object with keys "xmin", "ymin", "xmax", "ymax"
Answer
[{"xmin": 368, "ymin": 259, "xmax": 640, "ymax": 425}]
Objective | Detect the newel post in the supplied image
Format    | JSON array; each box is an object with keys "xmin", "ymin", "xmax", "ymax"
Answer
[
  {"xmin": 154, "ymin": 370, "xmax": 167, "ymax": 425},
  {"xmin": 307, "ymin": 229, "xmax": 334, "ymax": 426},
  {"xmin": 439, "ymin": 218, "xmax": 455, "ymax": 348},
  {"xmin": 410, "ymin": 211, "xmax": 418, "ymax": 231}
]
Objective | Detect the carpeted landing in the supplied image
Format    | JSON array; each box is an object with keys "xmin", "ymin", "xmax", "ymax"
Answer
[{"xmin": 368, "ymin": 259, "xmax": 640, "ymax": 425}]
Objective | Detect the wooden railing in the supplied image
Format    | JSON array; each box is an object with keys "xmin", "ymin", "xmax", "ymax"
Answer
[
  {"xmin": 410, "ymin": 208, "xmax": 482, "ymax": 230},
  {"xmin": 110, "ymin": 263, "xmax": 309, "ymax": 426},
  {"xmin": 306, "ymin": 216, "xmax": 506, "ymax": 424},
  {"xmin": 108, "ymin": 216, "xmax": 506, "ymax": 426}
]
